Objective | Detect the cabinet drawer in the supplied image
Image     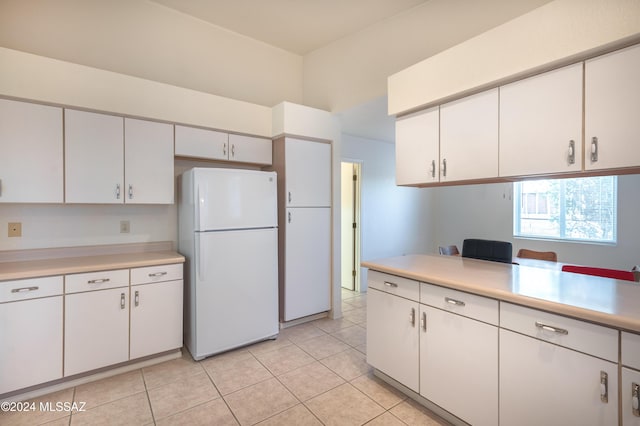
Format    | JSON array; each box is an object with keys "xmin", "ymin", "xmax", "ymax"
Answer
[
  {"xmin": 131, "ymin": 263, "xmax": 183, "ymax": 285},
  {"xmin": 622, "ymin": 331, "xmax": 640, "ymax": 370},
  {"xmin": 420, "ymin": 282, "xmax": 498, "ymax": 325},
  {"xmin": 0, "ymin": 276, "xmax": 63, "ymax": 303},
  {"xmin": 500, "ymin": 302, "xmax": 618, "ymax": 362},
  {"xmin": 66, "ymin": 269, "xmax": 129, "ymax": 294},
  {"xmin": 368, "ymin": 270, "xmax": 419, "ymax": 302}
]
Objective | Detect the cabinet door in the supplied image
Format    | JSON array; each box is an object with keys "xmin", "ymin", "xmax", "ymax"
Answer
[
  {"xmin": 500, "ymin": 329, "xmax": 618, "ymax": 426},
  {"xmin": 622, "ymin": 367, "xmax": 640, "ymax": 425},
  {"xmin": 0, "ymin": 296, "xmax": 63, "ymax": 394},
  {"xmin": 130, "ymin": 280, "xmax": 183, "ymax": 359},
  {"xmin": 366, "ymin": 288, "xmax": 419, "ymax": 392},
  {"xmin": 500, "ymin": 63, "xmax": 583, "ymax": 177},
  {"xmin": 229, "ymin": 134, "xmax": 272, "ymax": 165},
  {"xmin": 124, "ymin": 118, "xmax": 174, "ymax": 204},
  {"xmin": 585, "ymin": 43, "xmax": 640, "ymax": 170},
  {"xmin": 395, "ymin": 107, "xmax": 439, "ymax": 185},
  {"xmin": 174, "ymin": 125, "xmax": 228, "ymax": 161},
  {"xmin": 285, "ymin": 138, "xmax": 331, "ymax": 207},
  {"xmin": 284, "ymin": 207, "xmax": 330, "ymax": 321},
  {"xmin": 419, "ymin": 305, "xmax": 498, "ymax": 426},
  {"xmin": 65, "ymin": 109, "xmax": 124, "ymax": 203},
  {"xmin": 440, "ymin": 89, "xmax": 498, "ymax": 182},
  {"xmin": 0, "ymin": 99, "xmax": 63, "ymax": 203},
  {"xmin": 64, "ymin": 288, "xmax": 129, "ymax": 376}
]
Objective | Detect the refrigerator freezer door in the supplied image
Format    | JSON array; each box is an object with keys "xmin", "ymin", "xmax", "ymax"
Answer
[
  {"xmin": 193, "ymin": 228, "xmax": 278, "ymax": 359},
  {"xmin": 194, "ymin": 168, "xmax": 277, "ymax": 231}
]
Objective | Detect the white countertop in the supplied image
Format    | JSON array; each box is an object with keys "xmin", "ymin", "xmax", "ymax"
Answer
[{"xmin": 362, "ymin": 254, "xmax": 640, "ymax": 333}]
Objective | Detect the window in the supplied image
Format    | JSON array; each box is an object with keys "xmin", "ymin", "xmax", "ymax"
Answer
[{"xmin": 514, "ymin": 176, "xmax": 617, "ymax": 243}]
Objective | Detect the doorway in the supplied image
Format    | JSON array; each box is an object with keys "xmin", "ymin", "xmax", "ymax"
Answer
[{"xmin": 341, "ymin": 161, "xmax": 361, "ymax": 292}]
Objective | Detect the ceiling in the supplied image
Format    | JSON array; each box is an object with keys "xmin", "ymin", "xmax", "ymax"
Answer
[{"xmin": 149, "ymin": 0, "xmax": 428, "ymax": 55}]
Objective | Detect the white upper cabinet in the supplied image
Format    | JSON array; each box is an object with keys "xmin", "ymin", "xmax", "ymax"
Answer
[
  {"xmin": 395, "ymin": 106, "xmax": 439, "ymax": 185},
  {"xmin": 284, "ymin": 138, "xmax": 331, "ymax": 207},
  {"xmin": 65, "ymin": 109, "xmax": 124, "ymax": 204},
  {"xmin": 500, "ymin": 63, "xmax": 583, "ymax": 177},
  {"xmin": 124, "ymin": 118, "xmax": 174, "ymax": 204},
  {"xmin": 440, "ymin": 88, "xmax": 499, "ymax": 182},
  {"xmin": 585, "ymin": 43, "xmax": 640, "ymax": 171},
  {"xmin": 0, "ymin": 99, "xmax": 63, "ymax": 203},
  {"xmin": 175, "ymin": 125, "xmax": 228, "ymax": 161},
  {"xmin": 228, "ymin": 134, "xmax": 272, "ymax": 165}
]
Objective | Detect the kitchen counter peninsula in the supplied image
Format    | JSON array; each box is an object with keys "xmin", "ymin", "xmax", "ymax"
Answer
[{"xmin": 362, "ymin": 254, "xmax": 640, "ymax": 332}]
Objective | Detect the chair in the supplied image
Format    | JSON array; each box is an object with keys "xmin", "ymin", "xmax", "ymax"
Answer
[
  {"xmin": 561, "ymin": 265, "xmax": 637, "ymax": 282},
  {"xmin": 438, "ymin": 245, "xmax": 459, "ymax": 256},
  {"xmin": 461, "ymin": 239, "xmax": 513, "ymax": 264},
  {"xmin": 517, "ymin": 248, "xmax": 558, "ymax": 262}
]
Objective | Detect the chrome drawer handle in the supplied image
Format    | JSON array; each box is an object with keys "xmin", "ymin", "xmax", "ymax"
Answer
[
  {"xmin": 445, "ymin": 297, "xmax": 465, "ymax": 307},
  {"xmin": 535, "ymin": 321, "xmax": 568, "ymax": 335},
  {"xmin": 11, "ymin": 286, "xmax": 39, "ymax": 293},
  {"xmin": 88, "ymin": 278, "xmax": 110, "ymax": 284},
  {"xmin": 384, "ymin": 282, "xmax": 398, "ymax": 288},
  {"xmin": 148, "ymin": 272, "xmax": 167, "ymax": 277}
]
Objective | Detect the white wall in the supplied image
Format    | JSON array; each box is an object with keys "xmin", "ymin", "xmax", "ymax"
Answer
[
  {"xmin": 431, "ymin": 175, "xmax": 640, "ymax": 270},
  {"xmin": 341, "ymin": 134, "xmax": 433, "ymax": 291}
]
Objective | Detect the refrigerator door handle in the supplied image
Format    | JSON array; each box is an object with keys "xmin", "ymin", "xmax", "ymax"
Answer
[{"xmin": 198, "ymin": 235, "xmax": 206, "ymax": 281}]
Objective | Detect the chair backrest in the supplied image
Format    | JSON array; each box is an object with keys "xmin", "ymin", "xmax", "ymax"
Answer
[
  {"xmin": 517, "ymin": 248, "xmax": 558, "ymax": 262},
  {"xmin": 462, "ymin": 239, "xmax": 513, "ymax": 264},
  {"xmin": 561, "ymin": 264, "xmax": 637, "ymax": 282},
  {"xmin": 438, "ymin": 245, "xmax": 459, "ymax": 256}
]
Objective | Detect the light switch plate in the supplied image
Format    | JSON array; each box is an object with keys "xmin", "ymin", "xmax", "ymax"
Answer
[
  {"xmin": 8, "ymin": 222, "xmax": 22, "ymax": 237},
  {"xmin": 120, "ymin": 220, "xmax": 130, "ymax": 234}
]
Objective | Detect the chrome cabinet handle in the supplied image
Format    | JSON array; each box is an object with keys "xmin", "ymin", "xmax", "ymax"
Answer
[
  {"xmin": 441, "ymin": 158, "xmax": 447, "ymax": 177},
  {"xmin": 445, "ymin": 297, "xmax": 465, "ymax": 307},
  {"xmin": 591, "ymin": 137, "xmax": 599, "ymax": 162},
  {"xmin": 0, "ymin": 178, "xmax": 2, "ymax": 197},
  {"xmin": 223, "ymin": 143, "xmax": 227, "ymax": 156},
  {"xmin": 128, "ymin": 184, "xmax": 133, "ymax": 199},
  {"xmin": 148, "ymin": 271, "xmax": 167, "ymax": 277},
  {"xmin": 88, "ymin": 278, "xmax": 110, "ymax": 284},
  {"xmin": 384, "ymin": 281, "xmax": 398, "ymax": 288},
  {"xmin": 632, "ymin": 382, "xmax": 639, "ymax": 416},
  {"xmin": 409, "ymin": 308, "xmax": 416, "ymax": 327},
  {"xmin": 600, "ymin": 371, "xmax": 609, "ymax": 403},
  {"xmin": 134, "ymin": 290, "xmax": 139, "ymax": 307},
  {"xmin": 429, "ymin": 160, "xmax": 435, "ymax": 178},
  {"xmin": 231, "ymin": 144, "xmax": 235, "ymax": 158},
  {"xmin": 120, "ymin": 292, "xmax": 126, "ymax": 310},
  {"xmin": 288, "ymin": 191, "xmax": 292, "ymax": 203},
  {"xmin": 11, "ymin": 286, "xmax": 39, "ymax": 293},
  {"xmin": 568, "ymin": 140, "xmax": 575, "ymax": 165},
  {"xmin": 116, "ymin": 184, "xmax": 121, "ymax": 199},
  {"xmin": 421, "ymin": 312, "xmax": 427, "ymax": 331},
  {"xmin": 288, "ymin": 211, "xmax": 291, "ymax": 223},
  {"xmin": 535, "ymin": 321, "xmax": 568, "ymax": 335}
]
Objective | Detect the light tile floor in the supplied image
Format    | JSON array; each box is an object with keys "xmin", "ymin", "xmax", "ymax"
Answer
[{"xmin": 1, "ymin": 289, "xmax": 449, "ymax": 426}]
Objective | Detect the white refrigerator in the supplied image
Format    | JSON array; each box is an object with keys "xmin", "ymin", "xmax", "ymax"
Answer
[{"xmin": 179, "ymin": 168, "xmax": 279, "ymax": 360}]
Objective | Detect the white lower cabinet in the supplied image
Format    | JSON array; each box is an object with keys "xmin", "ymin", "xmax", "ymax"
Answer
[
  {"xmin": 500, "ymin": 328, "xmax": 618, "ymax": 426},
  {"xmin": 64, "ymin": 287, "xmax": 130, "ymax": 376},
  {"xmin": 419, "ymin": 304, "xmax": 498, "ymax": 426},
  {"xmin": 623, "ymin": 368, "xmax": 640, "ymax": 425},
  {"xmin": 0, "ymin": 277, "xmax": 63, "ymax": 394}
]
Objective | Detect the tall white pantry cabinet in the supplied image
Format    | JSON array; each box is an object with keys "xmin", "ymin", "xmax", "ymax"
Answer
[{"xmin": 271, "ymin": 137, "xmax": 332, "ymax": 322}]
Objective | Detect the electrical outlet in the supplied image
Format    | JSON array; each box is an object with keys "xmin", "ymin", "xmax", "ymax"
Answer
[
  {"xmin": 8, "ymin": 222, "xmax": 22, "ymax": 237},
  {"xmin": 120, "ymin": 220, "xmax": 130, "ymax": 234}
]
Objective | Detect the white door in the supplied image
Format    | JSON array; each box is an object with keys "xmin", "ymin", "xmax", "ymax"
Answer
[
  {"xmin": 440, "ymin": 89, "xmax": 498, "ymax": 182},
  {"xmin": 341, "ymin": 162, "xmax": 355, "ymax": 290},
  {"xmin": 124, "ymin": 118, "xmax": 174, "ymax": 204},
  {"xmin": 64, "ymin": 288, "xmax": 129, "ymax": 376},
  {"xmin": 229, "ymin": 134, "xmax": 272, "ymax": 165},
  {"xmin": 65, "ymin": 109, "xmax": 124, "ymax": 203},
  {"xmin": 130, "ymin": 280, "xmax": 183, "ymax": 359},
  {"xmin": 500, "ymin": 63, "xmax": 583, "ymax": 177},
  {"xmin": 0, "ymin": 297, "xmax": 63, "ymax": 394},
  {"xmin": 366, "ymin": 288, "xmax": 419, "ymax": 392},
  {"xmin": 585, "ymin": 43, "xmax": 640, "ymax": 170},
  {"xmin": 500, "ymin": 329, "xmax": 618, "ymax": 426},
  {"xmin": 284, "ymin": 207, "xmax": 330, "ymax": 321},
  {"xmin": 395, "ymin": 106, "xmax": 439, "ymax": 185},
  {"xmin": 193, "ymin": 228, "xmax": 278, "ymax": 359},
  {"xmin": 622, "ymin": 368, "xmax": 640, "ymax": 425},
  {"xmin": 419, "ymin": 305, "xmax": 498, "ymax": 426},
  {"xmin": 174, "ymin": 125, "xmax": 228, "ymax": 161},
  {"xmin": 194, "ymin": 168, "xmax": 277, "ymax": 231},
  {"xmin": 285, "ymin": 138, "xmax": 331, "ymax": 207},
  {"xmin": 0, "ymin": 99, "xmax": 64, "ymax": 203}
]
